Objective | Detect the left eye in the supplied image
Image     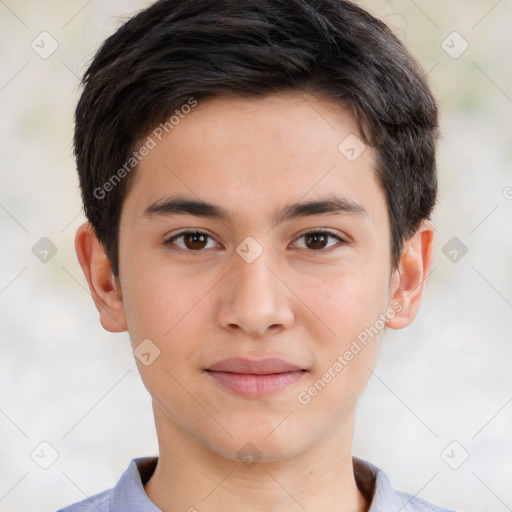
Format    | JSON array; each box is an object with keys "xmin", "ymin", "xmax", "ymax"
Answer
[
  {"xmin": 164, "ymin": 230, "xmax": 345, "ymax": 254},
  {"xmin": 293, "ymin": 230, "xmax": 345, "ymax": 251}
]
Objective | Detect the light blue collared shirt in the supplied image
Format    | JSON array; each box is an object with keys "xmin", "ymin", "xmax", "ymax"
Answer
[{"xmin": 57, "ymin": 456, "xmax": 456, "ymax": 512}]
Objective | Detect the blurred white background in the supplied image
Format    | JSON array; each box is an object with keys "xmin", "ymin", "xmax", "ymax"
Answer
[{"xmin": 1, "ymin": 1, "xmax": 511, "ymax": 511}]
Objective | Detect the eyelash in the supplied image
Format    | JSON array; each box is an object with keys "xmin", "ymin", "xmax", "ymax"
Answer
[{"xmin": 163, "ymin": 229, "xmax": 347, "ymax": 256}]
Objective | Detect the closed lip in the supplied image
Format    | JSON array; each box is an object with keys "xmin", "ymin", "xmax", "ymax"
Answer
[{"xmin": 205, "ymin": 357, "xmax": 306, "ymax": 375}]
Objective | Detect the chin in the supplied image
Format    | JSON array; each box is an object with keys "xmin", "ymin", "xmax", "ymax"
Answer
[{"xmin": 200, "ymin": 424, "xmax": 306, "ymax": 464}]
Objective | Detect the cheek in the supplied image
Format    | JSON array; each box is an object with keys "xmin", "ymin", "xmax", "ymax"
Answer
[
  {"xmin": 121, "ymin": 260, "xmax": 220, "ymax": 389},
  {"xmin": 121, "ymin": 253, "xmax": 211, "ymax": 341},
  {"xmin": 299, "ymin": 264, "xmax": 389, "ymax": 343},
  {"xmin": 294, "ymin": 266, "xmax": 388, "ymax": 400},
  {"xmin": 126, "ymin": 277, "xmax": 205, "ymax": 422}
]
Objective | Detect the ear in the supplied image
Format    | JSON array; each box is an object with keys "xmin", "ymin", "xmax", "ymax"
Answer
[
  {"xmin": 74, "ymin": 222, "xmax": 127, "ymax": 332},
  {"xmin": 386, "ymin": 220, "xmax": 434, "ymax": 329}
]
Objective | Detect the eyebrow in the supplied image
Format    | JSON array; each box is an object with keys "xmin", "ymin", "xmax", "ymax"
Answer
[{"xmin": 143, "ymin": 193, "xmax": 367, "ymax": 225}]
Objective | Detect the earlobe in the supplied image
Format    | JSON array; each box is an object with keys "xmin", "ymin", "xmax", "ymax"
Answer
[
  {"xmin": 74, "ymin": 222, "xmax": 127, "ymax": 332},
  {"xmin": 386, "ymin": 220, "xmax": 434, "ymax": 330}
]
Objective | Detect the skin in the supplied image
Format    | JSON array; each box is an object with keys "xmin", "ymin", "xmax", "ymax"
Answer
[{"xmin": 75, "ymin": 92, "xmax": 434, "ymax": 512}]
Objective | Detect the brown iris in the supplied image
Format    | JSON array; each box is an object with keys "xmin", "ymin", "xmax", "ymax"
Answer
[
  {"xmin": 182, "ymin": 232, "xmax": 208, "ymax": 250},
  {"xmin": 304, "ymin": 232, "xmax": 330, "ymax": 250}
]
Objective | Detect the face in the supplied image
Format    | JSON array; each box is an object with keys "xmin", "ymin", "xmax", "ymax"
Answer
[{"xmin": 96, "ymin": 93, "xmax": 411, "ymax": 461}]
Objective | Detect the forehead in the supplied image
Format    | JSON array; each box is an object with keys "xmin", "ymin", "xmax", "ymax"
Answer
[{"xmin": 121, "ymin": 92, "xmax": 386, "ymax": 229}]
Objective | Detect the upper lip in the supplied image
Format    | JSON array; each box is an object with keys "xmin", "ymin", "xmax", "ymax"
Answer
[{"xmin": 206, "ymin": 357, "xmax": 305, "ymax": 375}]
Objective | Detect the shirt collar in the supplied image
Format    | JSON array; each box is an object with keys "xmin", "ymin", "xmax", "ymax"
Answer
[
  {"xmin": 111, "ymin": 456, "xmax": 415, "ymax": 512},
  {"xmin": 112, "ymin": 457, "xmax": 160, "ymax": 511}
]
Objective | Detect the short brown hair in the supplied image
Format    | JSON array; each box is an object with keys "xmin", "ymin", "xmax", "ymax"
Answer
[{"xmin": 74, "ymin": 0, "xmax": 439, "ymax": 277}]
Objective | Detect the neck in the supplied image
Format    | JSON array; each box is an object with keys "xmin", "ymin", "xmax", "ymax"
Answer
[{"xmin": 144, "ymin": 403, "xmax": 369, "ymax": 512}]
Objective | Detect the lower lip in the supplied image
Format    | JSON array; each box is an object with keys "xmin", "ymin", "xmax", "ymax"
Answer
[{"xmin": 206, "ymin": 370, "xmax": 306, "ymax": 398}]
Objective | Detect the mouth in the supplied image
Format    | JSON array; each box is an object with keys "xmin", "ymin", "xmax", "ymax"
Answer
[{"xmin": 204, "ymin": 357, "xmax": 308, "ymax": 398}]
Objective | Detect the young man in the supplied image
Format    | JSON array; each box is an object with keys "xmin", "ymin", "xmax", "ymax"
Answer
[{"xmin": 61, "ymin": 0, "xmax": 454, "ymax": 510}]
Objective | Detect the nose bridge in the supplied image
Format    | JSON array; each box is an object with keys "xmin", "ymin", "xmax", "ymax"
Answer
[
  {"xmin": 218, "ymin": 239, "xmax": 294, "ymax": 336},
  {"xmin": 236, "ymin": 246, "xmax": 275, "ymax": 300}
]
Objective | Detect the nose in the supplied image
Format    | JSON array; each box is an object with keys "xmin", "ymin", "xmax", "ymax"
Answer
[{"xmin": 217, "ymin": 246, "xmax": 294, "ymax": 338}]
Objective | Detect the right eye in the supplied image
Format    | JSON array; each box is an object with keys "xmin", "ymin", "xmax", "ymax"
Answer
[{"xmin": 164, "ymin": 230, "xmax": 221, "ymax": 255}]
